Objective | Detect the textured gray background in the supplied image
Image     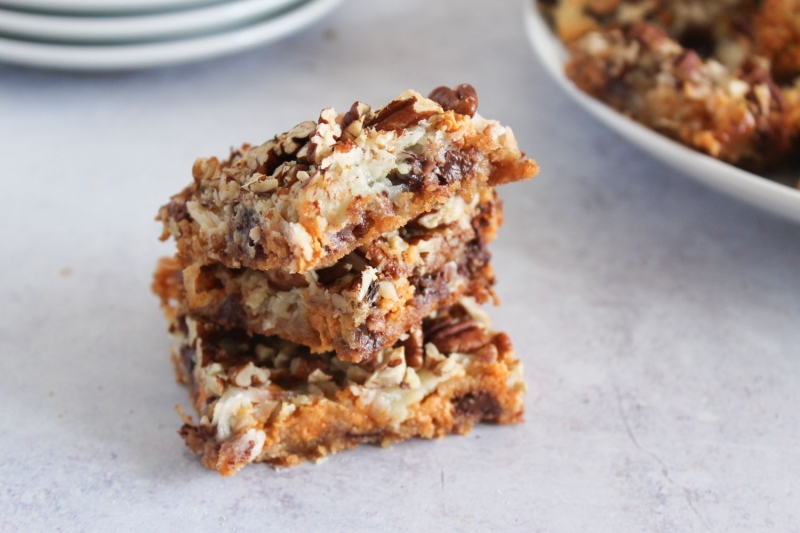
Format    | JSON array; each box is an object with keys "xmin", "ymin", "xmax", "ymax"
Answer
[{"xmin": 1, "ymin": 0, "xmax": 799, "ymax": 531}]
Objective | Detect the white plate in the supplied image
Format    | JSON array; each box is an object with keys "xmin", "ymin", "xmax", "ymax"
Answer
[
  {"xmin": 0, "ymin": 0, "xmax": 227, "ymax": 15},
  {"xmin": 523, "ymin": 0, "xmax": 800, "ymax": 223},
  {"xmin": 0, "ymin": 0, "xmax": 341, "ymax": 70},
  {"xmin": 0, "ymin": 0, "xmax": 301, "ymax": 44}
]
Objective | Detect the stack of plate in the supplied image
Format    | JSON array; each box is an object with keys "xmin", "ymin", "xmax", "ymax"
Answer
[{"xmin": 0, "ymin": 0, "xmax": 341, "ymax": 70}]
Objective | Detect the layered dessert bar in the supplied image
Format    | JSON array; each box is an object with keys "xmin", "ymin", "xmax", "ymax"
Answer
[
  {"xmin": 155, "ymin": 187, "xmax": 501, "ymax": 362},
  {"xmin": 157, "ymin": 85, "xmax": 537, "ymax": 274},
  {"xmin": 162, "ymin": 298, "xmax": 526, "ymax": 476},
  {"xmin": 565, "ymin": 23, "xmax": 793, "ymax": 168}
]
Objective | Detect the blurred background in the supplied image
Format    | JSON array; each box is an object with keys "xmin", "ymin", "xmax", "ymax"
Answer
[{"xmin": 1, "ymin": 0, "xmax": 799, "ymax": 531}]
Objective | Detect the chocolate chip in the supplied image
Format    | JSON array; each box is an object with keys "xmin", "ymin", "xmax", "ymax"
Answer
[
  {"xmin": 387, "ymin": 156, "xmax": 430, "ymax": 192},
  {"xmin": 428, "ymin": 84, "xmax": 479, "ymax": 117},
  {"xmin": 460, "ymin": 235, "xmax": 491, "ymax": 278},
  {"xmin": 438, "ymin": 149, "xmax": 475, "ymax": 185},
  {"xmin": 409, "ymin": 272, "xmax": 448, "ymax": 306},
  {"xmin": 390, "ymin": 149, "xmax": 477, "ymax": 192},
  {"xmin": 452, "ymin": 391, "xmax": 501, "ymax": 421},
  {"xmin": 349, "ymin": 324, "xmax": 384, "ymax": 357}
]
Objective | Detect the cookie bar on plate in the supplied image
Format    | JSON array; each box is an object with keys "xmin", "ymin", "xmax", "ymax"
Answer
[
  {"xmin": 164, "ymin": 302, "xmax": 526, "ymax": 476},
  {"xmin": 157, "ymin": 85, "xmax": 537, "ymax": 274},
  {"xmin": 565, "ymin": 23, "xmax": 793, "ymax": 169},
  {"xmin": 155, "ymin": 187, "xmax": 501, "ymax": 362}
]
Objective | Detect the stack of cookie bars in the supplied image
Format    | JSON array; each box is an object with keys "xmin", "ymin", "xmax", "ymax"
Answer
[{"xmin": 153, "ymin": 85, "xmax": 539, "ymax": 475}]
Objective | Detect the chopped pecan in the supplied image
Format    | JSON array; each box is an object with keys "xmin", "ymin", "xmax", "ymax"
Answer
[
  {"xmin": 428, "ymin": 84, "xmax": 479, "ymax": 117},
  {"xmin": 191, "ymin": 157, "xmax": 220, "ymax": 183},
  {"xmin": 474, "ymin": 343, "xmax": 498, "ymax": 363},
  {"xmin": 340, "ymin": 101, "xmax": 371, "ymax": 140},
  {"xmin": 277, "ymin": 121, "xmax": 316, "ymax": 156},
  {"xmin": 425, "ymin": 318, "xmax": 490, "ymax": 354},
  {"xmin": 228, "ymin": 362, "xmax": 269, "ymax": 387},
  {"xmin": 492, "ymin": 332, "xmax": 513, "ymax": 357},
  {"xmin": 402, "ymin": 327, "xmax": 424, "ymax": 369},
  {"xmin": 739, "ymin": 59, "xmax": 787, "ymax": 112}
]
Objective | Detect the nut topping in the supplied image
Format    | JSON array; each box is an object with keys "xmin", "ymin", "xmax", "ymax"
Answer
[
  {"xmin": 428, "ymin": 84, "xmax": 479, "ymax": 117},
  {"xmin": 228, "ymin": 362, "xmax": 270, "ymax": 387},
  {"xmin": 340, "ymin": 101, "xmax": 371, "ymax": 140},
  {"xmin": 365, "ymin": 97, "xmax": 437, "ymax": 133},
  {"xmin": 425, "ymin": 317, "xmax": 491, "ymax": 354}
]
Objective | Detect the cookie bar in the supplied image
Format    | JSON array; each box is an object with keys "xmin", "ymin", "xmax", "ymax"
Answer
[
  {"xmin": 167, "ymin": 303, "xmax": 526, "ymax": 475},
  {"xmin": 154, "ymin": 188, "xmax": 501, "ymax": 362},
  {"xmin": 540, "ymin": 0, "xmax": 757, "ymax": 68},
  {"xmin": 754, "ymin": 0, "xmax": 800, "ymax": 83},
  {"xmin": 565, "ymin": 23, "xmax": 792, "ymax": 168},
  {"xmin": 158, "ymin": 85, "xmax": 538, "ymax": 274}
]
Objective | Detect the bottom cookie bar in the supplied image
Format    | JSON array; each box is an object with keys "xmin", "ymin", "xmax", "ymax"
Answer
[{"xmin": 168, "ymin": 302, "xmax": 526, "ymax": 475}]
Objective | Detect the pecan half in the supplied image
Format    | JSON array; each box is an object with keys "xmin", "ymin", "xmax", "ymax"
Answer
[
  {"xmin": 428, "ymin": 84, "xmax": 479, "ymax": 117},
  {"xmin": 425, "ymin": 318, "xmax": 490, "ymax": 354},
  {"xmin": 366, "ymin": 97, "xmax": 436, "ymax": 133}
]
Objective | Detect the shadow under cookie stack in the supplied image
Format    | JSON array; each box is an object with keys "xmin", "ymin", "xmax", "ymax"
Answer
[{"xmin": 153, "ymin": 84, "xmax": 539, "ymax": 475}]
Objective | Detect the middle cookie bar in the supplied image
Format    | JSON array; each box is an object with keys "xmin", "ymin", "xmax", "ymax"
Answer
[{"xmin": 156, "ymin": 187, "xmax": 502, "ymax": 363}]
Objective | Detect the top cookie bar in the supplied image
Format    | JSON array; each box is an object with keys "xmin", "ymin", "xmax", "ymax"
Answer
[{"xmin": 158, "ymin": 84, "xmax": 538, "ymax": 273}]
